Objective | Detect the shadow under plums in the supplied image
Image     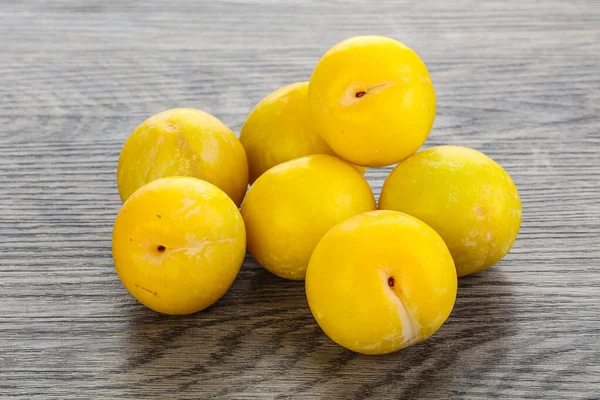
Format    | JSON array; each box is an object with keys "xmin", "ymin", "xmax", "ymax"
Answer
[
  {"xmin": 112, "ymin": 253, "xmax": 316, "ymax": 397},
  {"xmin": 111, "ymin": 257, "xmax": 518, "ymax": 398}
]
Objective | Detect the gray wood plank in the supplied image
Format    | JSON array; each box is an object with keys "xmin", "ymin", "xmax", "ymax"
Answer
[{"xmin": 0, "ymin": 0, "xmax": 599, "ymax": 398}]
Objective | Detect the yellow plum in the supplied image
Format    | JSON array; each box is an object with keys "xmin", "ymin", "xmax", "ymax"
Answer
[
  {"xmin": 112, "ymin": 177, "xmax": 246, "ymax": 315},
  {"xmin": 379, "ymin": 146, "xmax": 522, "ymax": 277},
  {"xmin": 240, "ymin": 81, "xmax": 365, "ymax": 183},
  {"xmin": 241, "ymin": 154, "xmax": 375, "ymax": 280},
  {"xmin": 117, "ymin": 108, "xmax": 248, "ymax": 206},
  {"xmin": 308, "ymin": 35, "xmax": 436, "ymax": 167},
  {"xmin": 306, "ymin": 210, "xmax": 457, "ymax": 355}
]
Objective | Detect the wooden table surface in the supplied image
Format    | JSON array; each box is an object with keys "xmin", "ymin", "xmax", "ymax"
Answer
[{"xmin": 1, "ymin": 1, "xmax": 599, "ymax": 398}]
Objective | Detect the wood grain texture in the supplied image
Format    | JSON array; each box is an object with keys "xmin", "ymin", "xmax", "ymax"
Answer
[{"xmin": 1, "ymin": 0, "xmax": 599, "ymax": 398}]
